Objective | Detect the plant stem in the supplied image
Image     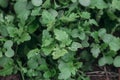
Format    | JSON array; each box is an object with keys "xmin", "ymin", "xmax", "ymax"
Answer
[
  {"xmin": 111, "ymin": 24, "xmax": 120, "ymax": 34},
  {"xmin": 16, "ymin": 60, "xmax": 25, "ymax": 80}
]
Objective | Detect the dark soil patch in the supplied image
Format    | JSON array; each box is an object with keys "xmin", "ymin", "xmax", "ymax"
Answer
[
  {"xmin": 86, "ymin": 66, "xmax": 119, "ymax": 80},
  {"xmin": 0, "ymin": 74, "xmax": 21, "ymax": 80},
  {"xmin": 87, "ymin": 71, "xmax": 118, "ymax": 80}
]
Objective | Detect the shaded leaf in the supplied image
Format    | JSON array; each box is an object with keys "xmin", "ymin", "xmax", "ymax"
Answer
[
  {"xmin": 0, "ymin": 0, "xmax": 8, "ymax": 8},
  {"xmin": 27, "ymin": 58, "xmax": 38, "ymax": 69},
  {"xmin": 0, "ymin": 51, "xmax": 3, "ymax": 57}
]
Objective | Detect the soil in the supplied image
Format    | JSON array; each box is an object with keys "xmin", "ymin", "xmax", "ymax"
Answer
[
  {"xmin": 87, "ymin": 72, "xmax": 118, "ymax": 80},
  {"xmin": 86, "ymin": 66, "xmax": 119, "ymax": 80},
  {"xmin": 0, "ymin": 74, "xmax": 21, "ymax": 80}
]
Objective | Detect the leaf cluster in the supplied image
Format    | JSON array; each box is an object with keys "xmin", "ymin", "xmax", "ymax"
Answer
[{"xmin": 0, "ymin": 0, "xmax": 120, "ymax": 80}]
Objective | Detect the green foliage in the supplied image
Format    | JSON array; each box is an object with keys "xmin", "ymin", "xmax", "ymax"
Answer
[
  {"xmin": 79, "ymin": 0, "xmax": 91, "ymax": 7},
  {"xmin": 113, "ymin": 56, "xmax": 120, "ymax": 67},
  {"xmin": 0, "ymin": 57, "xmax": 14, "ymax": 76},
  {"xmin": 58, "ymin": 60, "xmax": 81, "ymax": 79},
  {"xmin": 0, "ymin": 0, "xmax": 120, "ymax": 80},
  {"xmin": 69, "ymin": 42, "xmax": 82, "ymax": 51},
  {"xmin": 98, "ymin": 56, "xmax": 113, "ymax": 66},
  {"xmin": 0, "ymin": 0, "xmax": 8, "ymax": 8},
  {"xmin": 4, "ymin": 40, "xmax": 14, "ymax": 57},
  {"xmin": 31, "ymin": 0, "xmax": 43, "ymax": 6},
  {"xmin": 112, "ymin": 0, "xmax": 120, "ymax": 10}
]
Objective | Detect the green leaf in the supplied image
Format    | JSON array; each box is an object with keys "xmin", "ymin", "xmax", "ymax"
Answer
[
  {"xmin": 42, "ymin": 30, "xmax": 53, "ymax": 47},
  {"xmin": 98, "ymin": 56, "xmax": 113, "ymax": 66},
  {"xmin": 27, "ymin": 48, "xmax": 40, "ymax": 59},
  {"xmin": 19, "ymin": 32, "xmax": 31, "ymax": 43},
  {"xmin": 40, "ymin": 10, "xmax": 55, "ymax": 27},
  {"xmin": 79, "ymin": 0, "xmax": 91, "ymax": 7},
  {"xmin": 14, "ymin": 1, "xmax": 30, "ymax": 22},
  {"xmin": 0, "ymin": 0, "xmax": 8, "ymax": 8},
  {"xmin": 71, "ymin": 29, "xmax": 79, "ymax": 38},
  {"xmin": 0, "ymin": 26, "xmax": 8, "ymax": 37},
  {"xmin": 60, "ymin": 13, "xmax": 78, "ymax": 22},
  {"xmin": 107, "ymin": 8, "xmax": 117, "ymax": 20},
  {"xmin": 89, "ymin": 19, "xmax": 98, "ymax": 26},
  {"xmin": 58, "ymin": 71, "xmax": 71, "ymax": 80},
  {"xmin": 42, "ymin": 45, "xmax": 54, "ymax": 55},
  {"xmin": 81, "ymin": 40, "xmax": 89, "ymax": 47},
  {"xmin": 90, "ymin": 0, "xmax": 108, "ymax": 9},
  {"xmin": 4, "ymin": 40, "xmax": 13, "ymax": 49},
  {"xmin": 101, "ymin": 34, "xmax": 113, "ymax": 44},
  {"xmin": 71, "ymin": 29, "xmax": 86, "ymax": 40},
  {"xmin": 61, "ymin": 52, "xmax": 75, "ymax": 62},
  {"xmin": 18, "ymin": 10, "xmax": 30, "ymax": 23},
  {"xmin": 27, "ymin": 58, "xmax": 38, "ymax": 69},
  {"xmin": 71, "ymin": 0, "xmax": 77, "ymax": 3},
  {"xmin": 31, "ymin": 7, "xmax": 41, "ymax": 16},
  {"xmin": 109, "ymin": 38, "xmax": 120, "ymax": 52},
  {"xmin": 52, "ymin": 48, "xmax": 68, "ymax": 59},
  {"xmin": 7, "ymin": 27, "xmax": 31, "ymax": 44},
  {"xmin": 6, "ymin": 27, "xmax": 17, "ymax": 37},
  {"xmin": 5, "ymin": 49, "xmax": 14, "ymax": 57},
  {"xmin": 113, "ymin": 56, "xmax": 120, "ymax": 67},
  {"xmin": 42, "ymin": 0, "xmax": 51, "ymax": 8},
  {"xmin": 37, "ymin": 63, "xmax": 48, "ymax": 71},
  {"xmin": 68, "ymin": 13, "xmax": 78, "ymax": 21},
  {"xmin": 91, "ymin": 44, "xmax": 100, "ymax": 58},
  {"xmin": 14, "ymin": 1, "xmax": 28, "ymax": 14},
  {"xmin": 5, "ymin": 15, "xmax": 14, "ymax": 23},
  {"xmin": 27, "ymin": 69, "xmax": 38, "ymax": 77},
  {"xmin": 54, "ymin": 29, "xmax": 69, "ymax": 43},
  {"xmin": 3, "ymin": 40, "xmax": 14, "ymax": 57},
  {"xmin": 112, "ymin": 0, "xmax": 120, "ymax": 10},
  {"xmin": 98, "ymin": 28, "xmax": 106, "ymax": 37},
  {"xmin": 0, "ymin": 51, "xmax": 3, "ymax": 57},
  {"xmin": 58, "ymin": 60, "xmax": 76, "ymax": 79},
  {"xmin": 0, "ymin": 57, "xmax": 14, "ymax": 76},
  {"xmin": 28, "ymin": 21, "xmax": 39, "ymax": 34},
  {"xmin": 43, "ymin": 71, "xmax": 51, "ymax": 79},
  {"xmin": 80, "ymin": 12, "xmax": 91, "ymax": 19},
  {"xmin": 91, "ymin": 31, "xmax": 99, "ymax": 42},
  {"xmin": 69, "ymin": 42, "xmax": 82, "ymax": 51},
  {"xmin": 48, "ymin": 9, "xmax": 58, "ymax": 18},
  {"xmin": 100, "ymin": 34, "xmax": 120, "ymax": 52},
  {"xmin": 31, "ymin": 0, "xmax": 43, "ymax": 6},
  {"xmin": 0, "ymin": 65, "xmax": 13, "ymax": 76}
]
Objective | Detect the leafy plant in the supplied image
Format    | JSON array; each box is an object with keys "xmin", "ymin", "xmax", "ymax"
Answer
[{"xmin": 0, "ymin": 0, "xmax": 120, "ymax": 80}]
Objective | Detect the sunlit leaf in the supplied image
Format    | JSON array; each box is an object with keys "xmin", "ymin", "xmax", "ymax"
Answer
[
  {"xmin": 79, "ymin": 0, "xmax": 91, "ymax": 7},
  {"xmin": 31, "ymin": 0, "xmax": 43, "ymax": 6},
  {"xmin": 113, "ymin": 56, "xmax": 120, "ymax": 67}
]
